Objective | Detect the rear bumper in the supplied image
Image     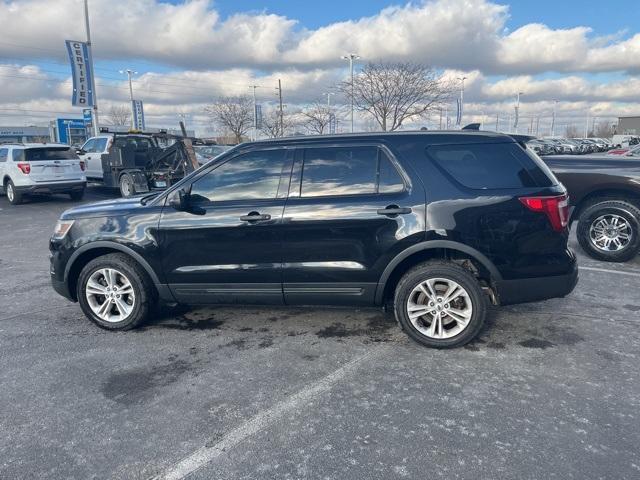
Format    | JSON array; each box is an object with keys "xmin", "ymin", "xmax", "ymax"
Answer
[
  {"xmin": 16, "ymin": 181, "xmax": 86, "ymax": 195},
  {"xmin": 495, "ymin": 262, "xmax": 578, "ymax": 306}
]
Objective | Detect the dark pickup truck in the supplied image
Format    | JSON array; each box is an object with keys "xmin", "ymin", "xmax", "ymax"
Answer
[{"xmin": 542, "ymin": 155, "xmax": 640, "ymax": 262}]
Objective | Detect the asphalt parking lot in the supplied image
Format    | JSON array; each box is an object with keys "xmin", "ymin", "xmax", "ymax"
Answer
[{"xmin": 1, "ymin": 189, "xmax": 639, "ymax": 479}]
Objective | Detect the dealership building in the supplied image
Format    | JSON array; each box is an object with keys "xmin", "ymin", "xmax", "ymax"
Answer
[
  {"xmin": 0, "ymin": 126, "xmax": 51, "ymax": 143},
  {"xmin": 617, "ymin": 116, "xmax": 640, "ymax": 135}
]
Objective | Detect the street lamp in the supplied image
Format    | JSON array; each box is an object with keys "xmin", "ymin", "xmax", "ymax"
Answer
[
  {"xmin": 119, "ymin": 68, "xmax": 138, "ymax": 129},
  {"xmin": 514, "ymin": 91, "xmax": 524, "ymax": 133},
  {"xmin": 551, "ymin": 99, "xmax": 558, "ymax": 136},
  {"xmin": 341, "ymin": 53, "xmax": 360, "ymax": 133},
  {"xmin": 457, "ymin": 76, "xmax": 467, "ymax": 127}
]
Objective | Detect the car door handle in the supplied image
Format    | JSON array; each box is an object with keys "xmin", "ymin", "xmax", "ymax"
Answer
[
  {"xmin": 240, "ymin": 212, "xmax": 271, "ymax": 222},
  {"xmin": 377, "ymin": 206, "xmax": 412, "ymax": 216}
]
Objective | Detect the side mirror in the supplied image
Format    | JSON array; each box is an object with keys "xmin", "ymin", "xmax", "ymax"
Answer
[
  {"xmin": 169, "ymin": 188, "xmax": 189, "ymax": 211},
  {"xmin": 76, "ymin": 149, "xmax": 86, "ymax": 155}
]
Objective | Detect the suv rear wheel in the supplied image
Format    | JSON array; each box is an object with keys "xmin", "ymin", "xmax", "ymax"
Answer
[
  {"xmin": 77, "ymin": 253, "xmax": 152, "ymax": 330},
  {"xmin": 119, "ymin": 173, "xmax": 135, "ymax": 198},
  {"xmin": 5, "ymin": 179, "xmax": 23, "ymax": 205},
  {"xmin": 577, "ymin": 199, "xmax": 640, "ymax": 262},
  {"xmin": 394, "ymin": 261, "xmax": 487, "ymax": 348}
]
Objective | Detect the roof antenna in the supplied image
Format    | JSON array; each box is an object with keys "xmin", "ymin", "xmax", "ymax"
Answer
[{"xmin": 462, "ymin": 123, "xmax": 481, "ymax": 131}]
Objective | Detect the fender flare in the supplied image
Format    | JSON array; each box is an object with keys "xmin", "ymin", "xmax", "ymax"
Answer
[
  {"xmin": 64, "ymin": 241, "xmax": 162, "ymax": 287},
  {"xmin": 374, "ymin": 240, "xmax": 502, "ymax": 304}
]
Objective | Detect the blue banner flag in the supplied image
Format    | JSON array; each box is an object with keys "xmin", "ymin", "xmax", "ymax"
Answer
[
  {"xmin": 132, "ymin": 100, "xmax": 145, "ymax": 130},
  {"xmin": 65, "ymin": 40, "xmax": 94, "ymax": 107}
]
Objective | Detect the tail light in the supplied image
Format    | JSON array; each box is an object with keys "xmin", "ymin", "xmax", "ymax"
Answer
[
  {"xmin": 17, "ymin": 162, "xmax": 31, "ymax": 174},
  {"xmin": 79, "ymin": 160, "xmax": 86, "ymax": 171},
  {"xmin": 519, "ymin": 194, "xmax": 569, "ymax": 232}
]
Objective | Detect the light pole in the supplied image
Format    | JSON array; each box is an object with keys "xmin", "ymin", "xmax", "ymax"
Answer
[
  {"xmin": 83, "ymin": 0, "xmax": 99, "ymax": 136},
  {"xmin": 551, "ymin": 99, "xmax": 558, "ymax": 136},
  {"xmin": 514, "ymin": 92, "xmax": 524, "ymax": 133},
  {"xmin": 457, "ymin": 76, "xmax": 467, "ymax": 127},
  {"xmin": 324, "ymin": 92, "xmax": 334, "ymax": 109},
  {"xmin": 342, "ymin": 53, "xmax": 360, "ymax": 132},
  {"xmin": 119, "ymin": 68, "xmax": 138, "ymax": 130}
]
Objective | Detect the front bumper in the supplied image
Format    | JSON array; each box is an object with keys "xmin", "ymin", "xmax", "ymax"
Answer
[
  {"xmin": 495, "ymin": 262, "xmax": 578, "ymax": 306},
  {"xmin": 51, "ymin": 275, "xmax": 74, "ymax": 301},
  {"xmin": 16, "ymin": 181, "xmax": 86, "ymax": 195}
]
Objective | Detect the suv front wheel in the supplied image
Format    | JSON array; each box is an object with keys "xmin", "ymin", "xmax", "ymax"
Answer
[
  {"xmin": 394, "ymin": 261, "xmax": 487, "ymax": 348},
  {"xmin": 77, "ymin": 253, "xmax": 153, "ymax": 330}
]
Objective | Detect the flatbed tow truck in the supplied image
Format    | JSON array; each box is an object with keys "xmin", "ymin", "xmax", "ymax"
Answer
[{"xmin": 80, "ymin": 126, "xmax": 206, "ymax": 197}]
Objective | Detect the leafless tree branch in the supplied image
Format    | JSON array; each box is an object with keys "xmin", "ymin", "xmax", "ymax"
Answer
[
  {"xmin": 339, "ymin": 61, "xmax": 453, "ymax": 131},
  {"xmin": 205, "ymin": 95, "xmax": 254, "ymax": 144}
]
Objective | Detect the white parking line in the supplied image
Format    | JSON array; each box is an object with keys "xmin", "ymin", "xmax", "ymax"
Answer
[
  {"xmin": 580, "ymin": 266, "xmax": 640, "ymax": 278},
  {"xmin": 153, "ymin": 346, "xmax": 388, "ymax": 480}
]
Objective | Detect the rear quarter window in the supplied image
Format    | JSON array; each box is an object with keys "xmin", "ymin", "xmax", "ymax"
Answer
[
  {"xmin": 25, "ymin": 147, "xmax": 79, "ymax": 161},
  {"xmin": 426, "ymin": 142, "xmax": 555, "ymax": 189}
]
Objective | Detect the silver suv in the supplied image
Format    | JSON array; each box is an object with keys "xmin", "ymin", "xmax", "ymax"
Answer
[{"xmin": 0, "ymin": 143, "xmax": 86, "ymax": 205}]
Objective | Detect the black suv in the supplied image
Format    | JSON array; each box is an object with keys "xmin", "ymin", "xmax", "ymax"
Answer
[{"xmin": 50, "ymin": 132, "xmax": 578, "ymax": 348}]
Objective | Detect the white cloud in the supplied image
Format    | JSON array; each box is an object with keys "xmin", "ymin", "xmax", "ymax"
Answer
[{"xmin": 1, "ymin": 0, "xmax": 639, "ymax": 74}]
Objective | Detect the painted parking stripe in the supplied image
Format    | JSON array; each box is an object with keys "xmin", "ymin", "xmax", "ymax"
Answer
[
  {"xmin": 580, "ymin": 266, "xmax": 640, "ymax": 278},
  {"xmin": 153, "ymin": 346, "xmax": 388, "ymax": 480}
]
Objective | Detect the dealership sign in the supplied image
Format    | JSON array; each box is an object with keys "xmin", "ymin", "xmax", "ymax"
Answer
[
  {"xmin": 65, "ymin": 40, "xmax": 94, "ymax": 107},
  {"xmin": 132, "ymin": 100, "xmax": 145, "ymax": 130}
]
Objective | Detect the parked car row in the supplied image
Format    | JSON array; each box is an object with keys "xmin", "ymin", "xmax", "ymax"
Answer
[{"xmin": 528, "ymin": 137, "xmax": 614, "ymax": 156}]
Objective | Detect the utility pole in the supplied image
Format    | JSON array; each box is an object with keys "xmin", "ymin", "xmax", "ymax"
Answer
[
  {"xmin": 119, "ymin": 68, "xmax": 137, "ymax": 130},
  {"xmin": 457, "ymin": 76, "xmax": 467, "ymax": 127},
  {"xmin": 439, "ymin": 108, "xmax": 443, "ymax": 129},
  {"xmin": 277, "ymin": 79, "xmax": 284, "ymax": 137},
  {"xmin": 342, "ymin": 53, "xmax": 360, "ymax": 132},
  {"xmin": 83, "ymin": 0, "xmax": 99, "ymax": 136},
  {"xmin": 495, "ymin": 113, "xmax": 499, "ymax": 132},
  {"xmin": 250, "ymin": 85, "xmax": 258, "ymax": 141},
  {"xmin": 551, "ymin": 99, "xmax": 558, "ymax": 136}
]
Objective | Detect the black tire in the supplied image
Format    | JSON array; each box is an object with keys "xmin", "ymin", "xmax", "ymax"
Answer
[
  {"xmin": 77, "ymin": 253, "xmax": 153, "ymax": 330},
  {"xmin": 5, "ymin": 179, "xmax": 23, "ymax": 205},
  {"xmin": 119, "ymin": 173, "xmax": 135, "ymax": 198},
  {"xmin": 394, "ymin": 261, "xmax": 487, "ymax": 349},
  {"xmin": 69, "ymin": 189, "xmax": 85, "ymax": 201},
  {"xmin": 577, "ymin": 199, "xmax": 640, "ymax": 262}
]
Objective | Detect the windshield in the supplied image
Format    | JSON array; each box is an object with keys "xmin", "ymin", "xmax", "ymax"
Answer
[{"xmin": 25, "ymin": 147, "xmax": 78, "ymax": 161}]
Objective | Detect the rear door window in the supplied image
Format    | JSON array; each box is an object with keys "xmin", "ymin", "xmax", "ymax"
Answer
[
  {"xmin": 25, "ymin": 148, "xmax": 79, "ymax": 161},
  {"xmin": 94, "ymin": 138, "xmax": 108, "ymax": 152},
  {"xmin": 0, "ymin": 148, "xmax": 7, "ymax": 162},
  {"xmin": 427, "ymin": 142, "xmax": 554, "ymax": 189},
  {"xmin": 299, "ymin": 146, "xmax": 405, "ymax": 197}
]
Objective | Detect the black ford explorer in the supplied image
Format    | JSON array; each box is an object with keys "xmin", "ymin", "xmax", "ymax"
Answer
[{"xmin": 50, "ymin": 131, "xmax": 578, "ymax": 348}]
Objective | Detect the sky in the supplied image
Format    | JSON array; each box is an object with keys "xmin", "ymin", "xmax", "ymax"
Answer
[{"xmin": 0, "ymin": 0, "xmax": 639, "ymax": 136}]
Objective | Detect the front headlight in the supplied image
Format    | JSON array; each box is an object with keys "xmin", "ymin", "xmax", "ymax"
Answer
[{"xmin": 52, "ymin": 220, "xmax": 75, "ymax": 240}]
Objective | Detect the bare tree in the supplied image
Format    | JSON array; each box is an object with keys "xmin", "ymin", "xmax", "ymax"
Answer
[
  {"xmin": 205, "ymin": 95, "xmax": 253, "ymax": 144},
  {"xmin": 339, "ymin": 61, "xmax": 452, "ymax": 131},
  {"xmin": 565, "ymin": 124, "xmax": 581, "ymax": 138},
  {"xmin": 593, "ymin": 121, "xmax": 613, "ymax": 138},
  {"xmin": 302, "ymin": 102, "xmax": 334, "ymax": 135},
  {"xmin": 260, "ymin": 107, "xmax": 297, "ymax": 138},
  {"xmin": 106, "ymin": 105, "xmax": 131, "ymax": 126}
]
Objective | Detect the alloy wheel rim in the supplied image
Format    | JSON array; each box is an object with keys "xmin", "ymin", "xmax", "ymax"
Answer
[
  {"xmin": 7, "ymin": 184, "xmax": 14, "ymax": 202},
  {"xmin": 85, "ymin": 268, "xmax": 135, "ymax": 323},
  {"xmin": 406, "ymin": 277, "xmax": 473, "ymax": 339},
  {"xmin": 589, "ymin": 214, "xmax": 632, "ymax": 252}
]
